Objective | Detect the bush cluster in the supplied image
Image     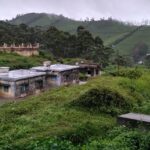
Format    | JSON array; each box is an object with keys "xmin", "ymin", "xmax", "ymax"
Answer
[{"xmin": 72, "ymin": 88, "xmax": 132, "ymax": 115}]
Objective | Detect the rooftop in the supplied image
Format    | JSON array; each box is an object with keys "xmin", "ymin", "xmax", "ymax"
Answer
[
  {"xmin": 119, "ymin": 113, "xmax": 150, "ymax": 123},
  {"xmin": 0, "ymin": 69, "xmax": 46, "ymax": 81},
  {"xmin": 79, "ymin": 63, "xmax": 100, "ymax": 68},
  {"xmin": 31, "ymin": 64, "xmax": 79, "ymax": 72}
]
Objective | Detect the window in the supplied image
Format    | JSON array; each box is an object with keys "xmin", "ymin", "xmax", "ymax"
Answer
[
  {"xmin": 87, "ymin": 70, "xmax": 91, "ymax": 75},
  {"xmin": 20, "ymin": 83, "xmax": 29, "ymax": 94},
  {"xmin": 0, "ymin": 84, "xmax": 9, "ymax": 93},
  {"xmin": 35, "ymin": 80, "xmax": 43, "ymax": 89},
  {"xmin": 3, "ymin": 85, "xmax": 9, "ymax": 92},
  {"xmin": 49, "ymin": 75, "xmax": 57, "ymax": 81},
  {"xmin": 65, "ymin": 74, "xmax": 70, "ymax": 81}
]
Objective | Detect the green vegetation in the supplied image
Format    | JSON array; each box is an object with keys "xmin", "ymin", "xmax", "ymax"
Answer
[
  {"xmin": 0, "ymin": 13, "xmax": 150, "ymax": 149},
  {"xmin": 0, "ymin": 52, "xmax": 53, "ymax": 69},
  {"xmin": 0, "ymin": 21, "xmax": 113, "ymax": 67},
  {"xmin": 0, "ymin": 21, "xmax": 42, "ymax": 45},
  {"xmin": 71, "ymin": 87, "xmax": 133, "ymax": 115},
  {"xmin": 2, "ymin": 15, "xmax": 150, "ymax": 66},
  {"xmin": 0, "ymin": 68, "xmax": 150, "ymax": 149},
  {"xmin": 9, "ymin": 13, "xmax": 136, "ymax": 46},
  {"xmin": 9, "ymin": 13, "xmax": 150, "ymax": 62},
  {"xmin": 115, "ymin": 26, "xmax": 150, "ymax": 56}
]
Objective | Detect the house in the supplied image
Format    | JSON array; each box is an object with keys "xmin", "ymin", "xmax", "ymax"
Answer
[
  {"xmin": 0, "ymin": 68, "xmax": 46, "ymax": 98},
  {"xmin": 78, "ymin": 62, "xmax": 100, "ymax": 77},
  {"xmin": 31, "ymin": 63, "xmax": 79, "ymax": 87},
  {"xmin": 0, "ymin": 62, "xmax": 79, "ymax": 99},
  {"xmin": 0, "ymin": 43, "xmax": 39, "ymax": 57},
  {"xmin": 118, "ymin": 113, "xmax": 150, "ymax": 129}
]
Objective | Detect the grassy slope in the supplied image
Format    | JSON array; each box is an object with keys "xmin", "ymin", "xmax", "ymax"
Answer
[
  {"xmin": 114, "ymin": 26, "xmax": 150, "ymax": 55},
  {"xmin": 0, "ymin": 52, "xmax": 52, "ymax": 69},
  {"xmin": 0, "ymin": 70, "xmax": 150, "ymax": 147}
]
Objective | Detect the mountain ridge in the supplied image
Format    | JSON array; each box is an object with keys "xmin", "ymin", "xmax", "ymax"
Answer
[
  {"xmin": 8, "ymin": 13, "xmax": 150, "ymax": 57},
  {"xmin": 9, "ymin": 13, "xmax": 136, "ymax": 44}
]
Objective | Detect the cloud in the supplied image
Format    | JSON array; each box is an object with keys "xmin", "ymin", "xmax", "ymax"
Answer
[{"xmin": 0, "ymin": 0, "xmax": 150, "ymax": 23}]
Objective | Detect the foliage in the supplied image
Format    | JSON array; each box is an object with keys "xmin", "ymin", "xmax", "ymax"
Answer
[
  {"xmin": 42, "ymin": 25, "xmax": 113, "ymax": 67},
  {"xmin": 0, "ymin": 69, "xmax": 150, "ymax": 149},
  {"xmin": 4, "ymin": 138, "xmax": 77, "ymax": 150},
  {"xmin": 144, "ymin": 54, "xmax": 150, "ymax": 68},
  {"xmin": 9, "ymin": 13, "xmax": 150, "ymax": 62},
  {"xmin": 83, "ymin": 126, "xmax": 150, "ymax": 150},
  {"xmin": 0, "ymin": 21, "xmax": 42, "ymax": 45},
  {"xmin": 114, "ymin": 55, "xmax": 134, "ymax": 67},
  {"xmin": 109, "ymin": 68, "xmax": 142, "ymax": 79},
  {"xmin": 61, "ymin": 122, "xmax": 100, "ymax": 145},
  {"xmin": 115, "ymin": 26, "xmax": 150, "ymax": 57},
  {"xmin": 71, "ymin": 87, "xmax": 133, "ymax": 115},
  {"xmin": 0, "ymin": 52, "xmax": 53, "ymax": 69},
  {"xmin": 132, "ymin": 42, "xmax": 148, "ymax": 62},
  {"xmin": 0, "ymin": 21, "xmax": 113, "ymax": 67},
  {"xmin": 10, "ymin": 13, "xmax": 136, "ymax": 43}
]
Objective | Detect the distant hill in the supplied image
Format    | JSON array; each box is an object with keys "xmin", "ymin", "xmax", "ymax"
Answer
[
  {"xmin": 8, "ymin": 13, "xmax": 150, "ymax": 58},
  {"xmin": 114, "ymin": 26, "xmax": 150, "ymax": 55},
  {"xmin": 9, "ymin": 13, "xmax": 136, "ymax": 44}
]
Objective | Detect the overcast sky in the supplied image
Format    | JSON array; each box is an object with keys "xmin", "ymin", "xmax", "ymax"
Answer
[{"xmin": 0, "ymin": 0, "xmax": 150, "ymax": 23}]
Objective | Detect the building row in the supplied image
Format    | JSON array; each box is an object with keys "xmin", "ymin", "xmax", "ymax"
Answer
[{"xmin": 0, "ymin": 62, "xmax": 100, "ymax": 99}]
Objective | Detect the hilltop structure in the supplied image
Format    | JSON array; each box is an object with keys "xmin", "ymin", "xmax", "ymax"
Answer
[{"xmin": 0, "ymin": 43, "xmax": 39, "ymax": 57}]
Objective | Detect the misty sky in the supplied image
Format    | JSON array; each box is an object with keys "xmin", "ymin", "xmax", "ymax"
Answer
[{"xmin": 0, "ymin": 0, "xmax": 150, "ymax": 23}]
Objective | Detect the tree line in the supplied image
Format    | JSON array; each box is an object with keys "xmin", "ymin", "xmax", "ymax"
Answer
[{"xmin": 0, "ymin": 21, "xmax": 113, "ymax": 67}]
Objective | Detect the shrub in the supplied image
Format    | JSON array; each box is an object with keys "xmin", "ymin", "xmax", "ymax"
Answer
[
  {"xmin": 72, "ymin": 88, "xmax": 133, "ymax": 115},
  {"xmin": 61, "ymin": 122, "xmax": 98, "ymax": 145},
  {"xmin": 110, "ymin": 68, "xmax": 142, "ymax": 79},
  {"xmin": 83, "ymin": 127, "xmax": 150, "ymax": 150}
]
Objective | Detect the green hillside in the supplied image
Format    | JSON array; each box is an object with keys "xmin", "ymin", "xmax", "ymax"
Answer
[
  {"xmin": 114, "ymin": 26, "xmax": 150, "ymax": 55},
  {"xmin": 0, "ymin": 69, "xmax": 150, "ymax": 149},
  {"xmin": 10, "ymin": 13, "xmax": 136, "ymax": 45},
  {"xmin": 8, "ymin": 13, "xmax": 150, "ymax": 60}
]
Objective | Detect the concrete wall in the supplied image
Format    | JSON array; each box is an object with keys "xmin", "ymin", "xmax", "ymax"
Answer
[
  {"xmin": 0, "ymin": 81, "xmax": 16, "ymax": 98},
  {"xmin": 14, "ymin": 49, "xmax": 39, "ymax": 57},
  {"xmin": 46, "ymin": 74, "xmax": 61, "ymax": 87},
  {"xmin": 60, "ymin": 69, "xmax": 79, "ymax": 85},
  {"xmin": 15, "ymin": 76, "xmax": 46, "ymax": 98},
  {"xmin": 0, "ymin": 48, "xmax": 39, "ymax": 57},
  {"xmin": 0, "ymin": 69, "xmax": 79, "ymax": 99},
  {"xmin": 46, "ymin": 69, "xmax": 79, "ymax": 87},
  {"xmin": 0, "ymin": 75, "xmax": 46, "ymax": 98}
]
